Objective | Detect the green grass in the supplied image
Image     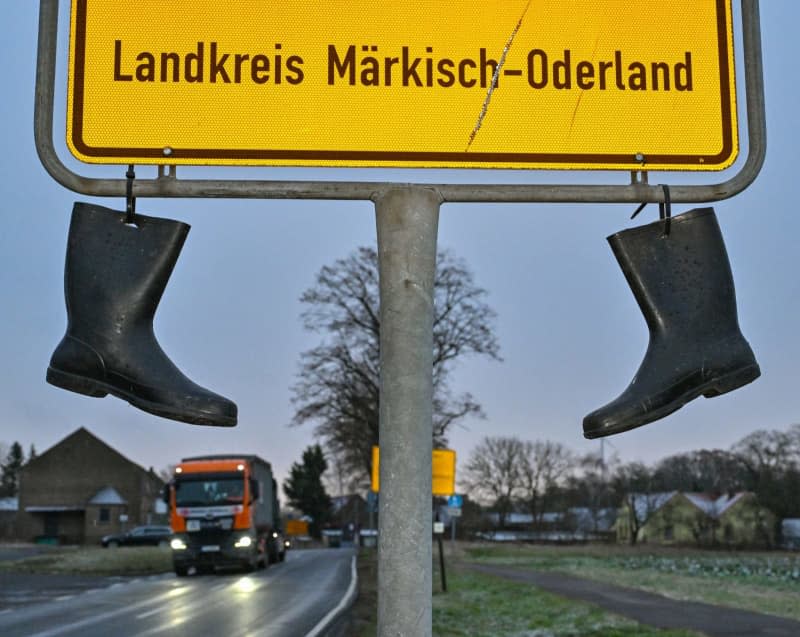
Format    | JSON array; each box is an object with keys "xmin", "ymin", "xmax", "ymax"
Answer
[
  {"xmin": 462, "ymin": 543, "xmax": 800, "ymax": 622},
  {"xmin": 352, "ymin": 548, "xmax": 700, "ymax": 637},
  {"xmin": 0, "ymin": 546, "xmax": 172, "ymax": 575},
  {"xmin": 432, "ymin": 569, "xmax": 699, "ymax": 637}
]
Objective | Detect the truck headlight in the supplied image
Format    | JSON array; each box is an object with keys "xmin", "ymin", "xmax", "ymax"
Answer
[
  {"xmin": 234, "ymin": 535, "xmax": 253, "ymax": 548},
  {"xmin": 170, "ymin": 538, "xmax": 187, "ymax": 550}
]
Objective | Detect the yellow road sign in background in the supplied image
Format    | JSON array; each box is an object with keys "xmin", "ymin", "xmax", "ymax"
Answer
[
  {"xmin": 285, "ymin": 519, "xmax": 309, "ymax": 536},
  {"xmin": 68, "ymin": 0, "xmax": 737, "ymax": 170},
  {"xmin": 371, "ymin": 447, "xmax": 456, "ymax": 496}
]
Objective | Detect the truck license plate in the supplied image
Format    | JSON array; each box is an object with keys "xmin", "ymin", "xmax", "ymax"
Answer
[{"xmin": 201, "ymin": 545, "xmax": 220, "ymax": 552}]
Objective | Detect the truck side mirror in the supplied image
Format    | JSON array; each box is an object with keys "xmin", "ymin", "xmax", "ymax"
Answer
[
  {"xmin": 162, "ymin": 483, "xmax": 171, "ymax": 505},
  {"xmin": 249, "ymin": 478, "xmax": 259, "ymax": 503}
]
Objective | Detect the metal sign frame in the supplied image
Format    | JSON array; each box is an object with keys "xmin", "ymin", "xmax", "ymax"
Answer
[{"xmin": 36, "ymin": 0, "xmax": 766, "ymax": 205}]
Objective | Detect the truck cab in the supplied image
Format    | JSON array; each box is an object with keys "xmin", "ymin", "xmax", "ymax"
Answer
[{"xmin": 167, "ymin": 456, "xmax": 284, "ymax": 575}]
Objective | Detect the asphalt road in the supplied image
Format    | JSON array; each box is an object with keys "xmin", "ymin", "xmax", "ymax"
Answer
[
  {"xmin": 0, "ymin": 572, "xmax": 134, "ymax": 611},
  {"xmin": 0, "ymin": 548, "xmax": 356, "ymax": 637},
  {"xmin": 467, "ymin": 563, "xmax": 800, "ymax": 637}
]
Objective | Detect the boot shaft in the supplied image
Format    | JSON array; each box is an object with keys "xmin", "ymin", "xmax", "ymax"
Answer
[
  {"xmin": 63, "ymin": 203, "xmax": 190, "ymax": 337},
  {"xmin": 607, "ymin": 207, "xmax": 741, "ymax": 340}
]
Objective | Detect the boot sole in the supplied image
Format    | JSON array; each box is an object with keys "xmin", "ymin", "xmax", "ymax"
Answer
[
  {"xmin": 46, "ymin": 366, "xmax": 236, "ymax": 427},
  {"xmin": 701, "ymin": 363, "xmax": 761, "ymax": 398},
  {"xmin": 584, "ymin": 363, "xmax": 761, "ymax": 439}
]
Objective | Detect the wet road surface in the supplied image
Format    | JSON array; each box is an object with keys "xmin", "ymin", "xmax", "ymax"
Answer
[{"xmin": 0, "ymin": 548, "xmax": 355, "ymax": 637}]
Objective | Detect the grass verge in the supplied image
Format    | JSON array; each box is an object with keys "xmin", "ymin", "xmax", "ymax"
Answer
[
  {"xmin": 351, "ymin": 548, "xmax": 701, "ymax": 636},
  {"xmin": 462, "ymin": 543, "xmax": 800, "ymax": 623},
  {"xmin": 0, "ymin": 546, "xmax": 173, "ymax": 575}
]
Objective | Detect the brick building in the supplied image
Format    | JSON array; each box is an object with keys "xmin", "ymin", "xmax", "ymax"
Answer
[{"xmin": 16, "ymin": 428, "xmax": 165, "ymax": 544}]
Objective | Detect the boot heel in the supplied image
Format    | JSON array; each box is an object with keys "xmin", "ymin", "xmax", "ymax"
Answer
[
  {"xmin": 47, "ymin": 367, "xmax": 108, "ymax": 398},
  {"xmin": 703, "ymin": 364, "xmax": 761, "ymax": 398}
]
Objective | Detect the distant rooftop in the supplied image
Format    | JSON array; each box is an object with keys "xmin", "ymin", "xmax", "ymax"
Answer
[
  {"xmin": 627, "ymin": 492, "xmax": 679, "ymax": 521},
  {"xmin": 627, "ymin": 491, "xmax": 752, "ymax": 520},
  {"xmin": 783, "ymin": 519, "xmax": 800, "ymax": 537},
  {"xmin": 0, "ymin": 497, "xmax": 18, "ymax": 511},
  {"xmin": 683, "ymin": 492, "xmax": 746, "ymax": 517}
]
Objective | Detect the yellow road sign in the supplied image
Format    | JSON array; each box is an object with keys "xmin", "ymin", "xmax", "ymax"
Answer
[
  {"xmin": 371, "ymin": 446, "xmax": 456, "ymax": 496},
  {"xmin": 285, "ymin": 519, "xmax": 309, "ymax": 536},
  {"xmin": 68, "ymin": 0, "xmax": 736, "ymax": 170}
]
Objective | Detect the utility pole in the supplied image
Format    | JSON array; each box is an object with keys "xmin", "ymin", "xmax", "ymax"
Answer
[{"xmin": 375, "ymin": 187, "xmax": 440, "ymax": 637}]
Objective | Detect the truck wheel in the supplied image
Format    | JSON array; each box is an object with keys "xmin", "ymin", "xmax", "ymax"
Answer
[
  {"xmin": 174, "ymin": 565, "xmax": 189, "ymax": 577},
  {"xmin": 279, "ymin": 550, "xmax": 286, "ymax": 562}
]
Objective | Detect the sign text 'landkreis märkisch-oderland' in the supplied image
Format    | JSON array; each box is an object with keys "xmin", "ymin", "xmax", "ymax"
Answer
[
  {"xmin": 113, "ymin": 41, "xmax": 695, "ymax": 93},
  {"xmin": 68, "ymin": 0, "xmax": 737, "ymax": 170}
]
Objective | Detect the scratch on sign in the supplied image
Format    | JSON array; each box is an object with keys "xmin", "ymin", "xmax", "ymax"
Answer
[
  {"xmin": 568, "ymin": 35, "xmax": 600, "ymax": 136},
  {"xmin": 465, "ymin": 0, "xmax": 533, "ymax": 152}
]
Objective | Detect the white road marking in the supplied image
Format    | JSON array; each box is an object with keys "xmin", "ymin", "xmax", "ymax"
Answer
[
  {"xmin": 134, "ymin": 607, "xmax": 163, "ymax": 620},
  {"xmin": 304, "ymin": 555, "xmax": 358, "ymax": 637}
]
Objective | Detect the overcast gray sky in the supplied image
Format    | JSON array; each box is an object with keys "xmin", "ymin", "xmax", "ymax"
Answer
[{"xmin": 1, "ymin": 2, "xmax": 797, "ymax": 491}]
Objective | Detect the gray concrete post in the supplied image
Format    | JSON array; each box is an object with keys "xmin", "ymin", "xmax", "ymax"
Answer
[{"xmin": 375, "ymin": 186, "xmax": 441, "ymax": 637}]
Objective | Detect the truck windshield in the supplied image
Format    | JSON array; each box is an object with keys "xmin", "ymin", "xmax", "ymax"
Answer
[{"xmin": 174, "ymin": 476, "xmax": 245, "ymax": 507}]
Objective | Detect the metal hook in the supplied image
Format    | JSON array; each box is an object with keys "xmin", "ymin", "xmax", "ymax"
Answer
[
  {"xmin": 630, "ymin": 184, "xmax": 672, "ymax": 236},
  {"xmin": 630, "ymin": 201, "xmax": 647, "ymax": 220},
  {"xmin": 125, "ymin": 164, "xmax": 136, "ymax": 224},
  {"xmin": 659, "ymin": 184, "xmax": 672, "ymax": 236}
]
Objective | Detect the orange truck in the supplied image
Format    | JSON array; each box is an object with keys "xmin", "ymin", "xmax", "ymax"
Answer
[{"xmin": 166, "ymin": 455, "xmax": 286, "ymax": 575}]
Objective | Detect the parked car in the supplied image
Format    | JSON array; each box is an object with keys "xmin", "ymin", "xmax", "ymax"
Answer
[{"xmin": 101, "ymin": 525, "xmax": 172, "ymax": 548}]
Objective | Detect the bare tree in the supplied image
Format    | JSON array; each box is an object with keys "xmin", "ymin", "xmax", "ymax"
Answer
[
  {"xmin": 324, "ymin": 447, "xmax": 361, "ymax": 497},
  {"xmin": 788, "ymin": 423, "xmax": 800, "ymax": 455},
  {"xmin": 157, "ymin": 465, "xmax": 176, "ymax": 483},
  {"xmin": 461, "ymin": 436, "xmax": 523, "ymax": 528},
  {"xmin": 291, "ymin": 246, "xmax": 501, "ymax": 486},
  {"xmin": 518, "ymin": 440, "xmax": 574, "ymax": 527},
  {"xmin": 732, "ymin": 424, "xmax": 800, "ymax": 522},
  {"xmin": 611, "ymin": 461, "xmax": 662, "ymax": 545},
  {"xmin": 733, "ymin": 427, "xmax": 799, "ymax": 475},
  {"xmin": 652, "ymin": 449, "xmax": 745, "ymax": 494},
  {"xmin": 563, "ymin": 450, "xmax": 620, "ymax": 533}
]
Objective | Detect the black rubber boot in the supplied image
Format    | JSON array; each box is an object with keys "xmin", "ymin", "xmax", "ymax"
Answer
[
  {"xmin": 47, "ymin": 202, "xmax": 237, "ymax": 427},
  {"xmin": 583, "ymin": 207, "xmax": 759, "ymax": 439}
]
